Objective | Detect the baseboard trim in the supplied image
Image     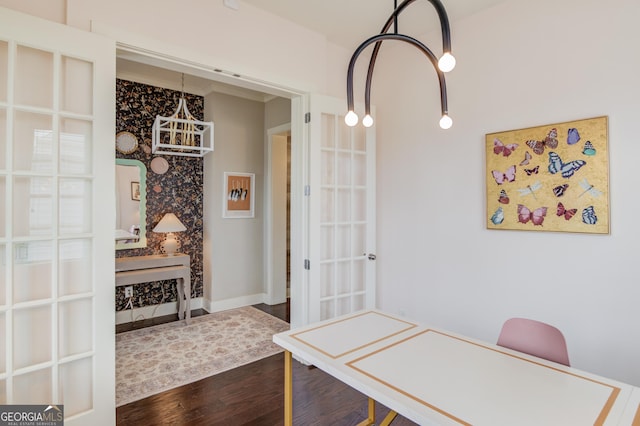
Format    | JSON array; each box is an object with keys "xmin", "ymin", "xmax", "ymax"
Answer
[
  {"xmin": 204, "ymin": 293, "xmax": 267, "ymax": 313},
  {"xmin": 116, "ymin": 297, "xmax": 204, "ymax": 325}
]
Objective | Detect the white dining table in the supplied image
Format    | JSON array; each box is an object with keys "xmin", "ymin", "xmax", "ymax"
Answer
[{"xmin": 273, "ymin": 310, "xmax": 639, "ymax": 426}]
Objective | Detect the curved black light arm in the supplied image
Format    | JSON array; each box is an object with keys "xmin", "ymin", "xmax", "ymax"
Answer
[
  {"xmin": 346, "ymin": 33, "xmax": 448, "ymax": 118},
  {"xmin": 363, "ymin": 0, "xmax": 452, "ymax": 116}
]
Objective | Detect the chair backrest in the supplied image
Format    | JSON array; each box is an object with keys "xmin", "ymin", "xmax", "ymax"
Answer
[{"xmin": 497, "ymin": 317, "xmax": 570, "ymax": 366}]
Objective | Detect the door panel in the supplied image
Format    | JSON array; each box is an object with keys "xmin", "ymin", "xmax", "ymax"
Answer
[
  {"xmin": 308, "ymin": 95, "xmax": 376, "ymax": 324},
  {"xmin": 0, "ymin": 7, "xmax": 115, "ymax": 424}
]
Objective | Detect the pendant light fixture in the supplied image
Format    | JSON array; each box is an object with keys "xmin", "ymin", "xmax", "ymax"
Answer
[
  {"xmin": 345, "ymin": 0, "xmax": 455, "ymax": 129},
  {"xmin": 152, "ymin": 74, "xmax": 214, "ymax": 157}
]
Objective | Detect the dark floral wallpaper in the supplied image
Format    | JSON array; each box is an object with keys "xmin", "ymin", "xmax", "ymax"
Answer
[{"xmin": 115, "ymin": 79, "xmax": 204, "ymax": 313}]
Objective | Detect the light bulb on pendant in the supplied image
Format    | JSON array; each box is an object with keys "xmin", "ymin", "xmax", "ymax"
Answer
[
  {"xmin": 345, "ymin": 111, "xmax": 359, "ymax": 127},
  {"xmin": 438, "ymin": 52, "xmax": 456, "ymax": 72},
  {"xmin": 439, "ymin": 114, "xmax": 453, "ymax": 130},
  {"xmin": 362, "ymin": 114, "xmax": 374, "ymax": 128}
]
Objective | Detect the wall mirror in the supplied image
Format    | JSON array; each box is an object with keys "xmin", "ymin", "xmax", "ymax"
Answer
[{"xmin": 115, "ymin": 159, "xmax": 147, "ymax": 250}]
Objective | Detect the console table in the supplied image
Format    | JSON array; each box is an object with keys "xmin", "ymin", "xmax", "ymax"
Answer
[{"xmin": 115, "ymin": 253, "xmax": 191, "ymax": 323}]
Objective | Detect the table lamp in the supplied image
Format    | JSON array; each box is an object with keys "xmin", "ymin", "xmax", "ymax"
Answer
[{"xmin": 153, "ymin": 213, "xmax": 186, "ymax": 256}]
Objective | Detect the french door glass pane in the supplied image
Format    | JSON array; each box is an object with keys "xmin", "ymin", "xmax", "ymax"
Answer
[
  {"xmin": 0, "ymin": 108, "xmax": 6, "ymax": 169},
  {"xmin": 13, "ymin": 176, "xmax": 53, "ymax": 237},
  {"xmin": 0, "ymin": 312, "xmax": 4, "ymax": 374},
  {"xmin": 336, "ymin": 224, "xmax": 350, "ymax": 259},
  {"xmin": 0, "ymin": 176, "xmax": 5, "ymax": 237},
  {"xmin": 59, "ymin": 239, "xmax": 92, "ymax": 296},
  {"xmin": 0, "ymin": 244, "xmax": 5, "ymax": 305},
  {"xmin": 60, "ymin": 118, "xmax": 92, "ymax": 175},
  {"xmin": 15, "ymin": 46, "xmax": 53, "ymax": 108},
  {"xmin": 337, "ymin": 152, "xmax": 351, "ymax": 185},
  {"xmin": 0, "ymin": 40, "xmax": 7, "ymax": 102},
  {"xmin": 320, "ymin": 225, "xmax": 334, "ymax": 260},
  {"xmin": 59, "ymin": 178, "xmax": 91, "ymax": 234},
  {"xmin": 13, "ymin": 306, "xmax": 52, "ymax": 369},
  {"xmin": 13, "ymin": 111, "xmax": 53, "ymax": 173},
  {"xmin": 321, "ymin": 300, "xmax": 334, "ymax": 320},
  {"xmin": 13, "ymin": 240, "xmax": 53, "ymax": 303},
  {"xmin": 320, "ymin": 263, "xmax": 334, "ymax": 298},
  {"xmin": 60, "ymin": 56, "xmax": 93, "ymax": 115},
  {"xmin": 13, "ymin": 368, "xmax": 51, "ymax": 404},
  {"xmin": 59, "ymin": 358, "xmax": 93, "ymax": 416},
  {"xmin": 337, "ymin": 261, "xmax": 350, "ymax": 295},
  {"xmin": 59, "ymin": 299, "xmax": 93, "ymax": 357}
]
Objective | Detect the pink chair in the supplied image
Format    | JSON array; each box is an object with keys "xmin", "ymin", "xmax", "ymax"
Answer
[{"xmin": 497, "ymin": 318, "xmax": 570, "ymax": 366}]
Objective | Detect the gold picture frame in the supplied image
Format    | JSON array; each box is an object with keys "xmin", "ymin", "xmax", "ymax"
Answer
[{"xmin": 486, "ymin": 116, "xmax": 609, "ymax": 234}]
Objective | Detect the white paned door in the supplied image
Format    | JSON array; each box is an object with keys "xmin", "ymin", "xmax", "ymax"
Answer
[
  {"xmin": 0, "ymin": 8, "xmax": 116, "ymax": 425},
  {"xmin": 307, "ymin": 95, "xmax": 376, "ymax": 324}
]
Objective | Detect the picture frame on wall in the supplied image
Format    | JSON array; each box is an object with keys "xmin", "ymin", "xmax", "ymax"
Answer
[
  {"xmin": 223, "ymin": 172, "xmax": 255, "ymax": 218},
  {"xmin": 130, "ymin": 181, "xmax": 141, "ymax": 201},
  {"xmin": 485, "ymin": 116, "xmax": 609, "ymax": 234}
]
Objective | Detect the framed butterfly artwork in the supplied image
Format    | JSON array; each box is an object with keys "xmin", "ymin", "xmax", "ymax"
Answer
[{"xmin": 485, "ymin": 116, "xmax": 609, "ymax": 234}]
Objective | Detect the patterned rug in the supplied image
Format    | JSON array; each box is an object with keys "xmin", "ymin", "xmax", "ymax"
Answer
[{"xmin": 116, "ymin": 306, "xmax": 290, "ymax": 407}]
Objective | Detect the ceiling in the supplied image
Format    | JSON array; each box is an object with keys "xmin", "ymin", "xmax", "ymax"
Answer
[
  {"xmin": 241, "ymin": 0, "xmax": 509, "ymax": 50},
  {"xmin": 117, "ymin": 0, "xmax": 508, "ymax": 99}
]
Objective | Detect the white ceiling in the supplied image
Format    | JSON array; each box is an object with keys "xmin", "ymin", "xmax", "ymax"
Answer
[
  {"xmin": 241, "ymin": 0, "xmax": 509, "ymax": 49},
  {"xmin": 117, "ymin": 0, "xmax": 508, "ymax": 99}
]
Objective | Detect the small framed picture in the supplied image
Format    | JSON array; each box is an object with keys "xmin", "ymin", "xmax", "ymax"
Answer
[
  {"xmin": 223, "ymin": 172, "xmax": 255, "ymax": 218},
  {"xmin": 131, "ymin": 181, "xmax": 141, "ymax": 201}
]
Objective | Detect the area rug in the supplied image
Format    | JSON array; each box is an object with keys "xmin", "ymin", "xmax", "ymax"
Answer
[{"xmin": 116, "ymin": 306, "xmax": 290, "ymax": 407}]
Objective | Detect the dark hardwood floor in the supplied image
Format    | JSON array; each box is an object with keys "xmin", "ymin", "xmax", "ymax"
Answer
[{"xmin": 116, "ymin": 302, "xmax": 417, "ymax": 425}]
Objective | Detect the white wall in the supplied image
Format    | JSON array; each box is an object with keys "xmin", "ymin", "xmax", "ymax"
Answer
[{"xmin": 374, "ymin": 0, "xmax": 640, "ymax": 385}]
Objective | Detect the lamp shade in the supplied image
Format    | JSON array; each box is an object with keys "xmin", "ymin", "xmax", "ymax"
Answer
[{"xmin": 153, "ymin": 213, "xmax": 186, "ymax": 233}]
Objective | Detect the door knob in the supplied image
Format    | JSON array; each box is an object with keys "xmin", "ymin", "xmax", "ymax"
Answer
[{"xmin": 367, "ymin": 253, "xmax": 376, "ymax": 260}]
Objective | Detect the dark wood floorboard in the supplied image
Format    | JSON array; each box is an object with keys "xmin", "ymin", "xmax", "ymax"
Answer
[{"xmin": 116, "ymin": 302, "xmax": 417, "ymax": 425}]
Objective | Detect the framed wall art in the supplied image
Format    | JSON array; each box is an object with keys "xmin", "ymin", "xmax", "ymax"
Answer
[
  {"xmin": 486, "ymin": 116, "xmax": 609, "ymax": 234},
  {"xmin": 223, "ymin": 172, "xmax": 255, "ymax": 218},
  {"xmin": 130, "ymin": 181, "xmax": 141, "ymax": 201}
]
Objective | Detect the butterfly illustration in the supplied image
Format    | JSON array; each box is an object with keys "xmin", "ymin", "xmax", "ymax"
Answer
[
  {"xmin": 524, "ymin": 166, "xmax": 539, "ymax": 176},
  {"xmin": 517, "ymin": 181, "xmax": 542, "ymax": 199},
  {"xmin": 517, "ymin": 204, "xmax": 547, "ymax": 226},
  {"xmin": 493, "ymin": 138, "xmax": 518, "ymax": 157},
  {"xmin": 519, "ymin": 151, "xmax": 532, "ymax": 166},
  {"xmin": 556, "ymin": 202, "xmax": 577, "ymax": 220},
  {"xmin": 526, "ymin": 128, "xmax": 558, "ymax": 155},
  {"xmin": 582, "ymin": 141, "xmax": 596, "ymax": 156},
  {"xmin": 553, "ymin": 184, "xmax": 569, "ymax": 197},
  {"xmin": 578, "ymin": 178, "xmax": 603, "ymax": 198},
  {"xmin": 492, "ymin": 165, "xmax": 516, "ymax": 184},
  {"xmin": 498, "ymin": 189, "xmax": 510, "ymax": 204},
  {"xmin": 490, "ymin": 207, "xmax": 505, "ymax": 225},
  {"xmin": 582, "ymin": 206, "xmax": 598, "ymax": 225},
  {"xmin": 567, "ymin": 128, "xmax": 581, "ymax": 145},
  {"xmin": 548, "ymin": 152, "xmax": 586, "ymax": 178}
]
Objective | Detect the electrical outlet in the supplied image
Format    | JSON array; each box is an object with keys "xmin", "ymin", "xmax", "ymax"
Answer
[{"xmin": 124, "ymin": 286, "xmax": 133, "ymax": 298}]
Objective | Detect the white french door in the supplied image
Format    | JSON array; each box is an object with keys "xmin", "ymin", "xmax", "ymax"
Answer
[
  {"xmin": 0, "ymin": 8, "xmax": 115, "ymax": 425},
  {"xmin": 306, "ymin": 95, "xmax": 376, "ymax": 324}
]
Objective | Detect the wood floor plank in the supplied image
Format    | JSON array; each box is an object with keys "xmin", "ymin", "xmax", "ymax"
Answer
[{"xmin": 116, "ymin": 303, "xmax": 417, "ymax": 425}]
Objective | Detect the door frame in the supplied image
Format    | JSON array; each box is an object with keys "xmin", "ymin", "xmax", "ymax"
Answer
[
  {"xmin": 91, "ymin": 22, "xmax": 310, "ymax": 328},
  {"xmin": 264, "ymin": 123, "xmax": 291, "ymax": 306}
]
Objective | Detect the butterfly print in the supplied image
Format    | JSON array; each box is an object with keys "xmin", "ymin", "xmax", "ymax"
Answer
[
  {"xmin": 582, "ymin": 141, "xmax": 596, "ymax": 156},
  {"xmin": 567, "ymin": 128, "xmax": 581, "ymax": 145},
  {"xmin": 524, "ymin": 166, "xmax": 539, "ymax": 176},
  {"xmin": 517, "ymin": 181, "xmax": 542, "ymax": 199},
  {"xmin": 553, "ymin": 184, "xmax": 569, "ymax": 197},
  {"xmin": 490, "ymin": 207, "xmax": 504, "ymax": 225},
  {"xmin": 578, "ymin": 178, "xmax": 603, "ymax": 198},
  {"xmin": 556, "ymin": 202, "xmax": 577, "ymax": 220},
  {"xmin": 492, "ymin": 165, "xmax": 516, "ymax": 184},
  {"xmin": 493, "ymin": 138, "xmax": 518, "ymax": 157},
  {"xmin": 525, "ymin": 128, "xmax": 559, "ymax": 155},
  {"xmin": 519, "ymin": 151, "xmax": 532, "ymax": 166},
  {"xmin": 498, "ymin": 189, "xmax": 510, "ymax": 204},
  {"xmin": 517, "ymin": 204, "xmax": 547, "ymax": 226},
  {"xmin": 548, "ymin": 152, "xmax": 586, "ymax": 178},
  {"xmin": 582, "ymin": 206, "xmax": 598, "ymax": 225}
]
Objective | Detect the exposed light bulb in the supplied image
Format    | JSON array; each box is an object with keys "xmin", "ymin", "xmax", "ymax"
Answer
[
  {"xmin": 439, "ymin": 114, "xmax": 453, "ymax": 129},
  {"xmin": 345, "ymin": 110, "xmax": 359, "ymax": 127},
  {"xmin": 362, "ymin": 114, "xmax": 374, "ymax": 128},
  {"xmin": 438, "ymin": 52, "xmax": 456, "ymax": 72}
]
